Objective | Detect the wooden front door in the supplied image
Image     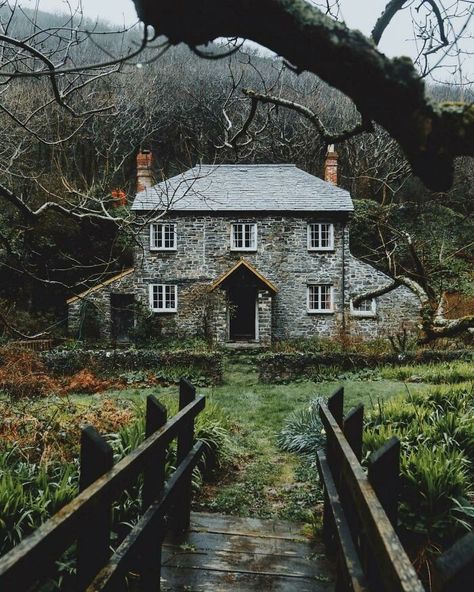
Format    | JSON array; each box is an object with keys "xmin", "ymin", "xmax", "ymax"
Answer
[{"xmin": 229, "ymin": 286, "xmax": 256, "ymax": 340}]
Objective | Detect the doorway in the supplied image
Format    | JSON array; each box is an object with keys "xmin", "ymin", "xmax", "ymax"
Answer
[
  {"xmin": 111, "ymin": 294, "xmax": 135, "ymax": 342},
  {"xmin": 228, "ymin": 286, "xmax": 257, "ymax": 341}
]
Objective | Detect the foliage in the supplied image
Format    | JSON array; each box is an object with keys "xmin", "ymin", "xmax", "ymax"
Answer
[
  {"xmin": 41, "ymin": 348, "xmax": 224, "ymax": 384},
  {"xmin": 363, "ymin": 382, "xmax": 474, "ymax": 550},
  {"xmin": 0, "ymin": 447, "xmax": 78, "ymax": 556},
  {"xmin": 277, "ymin": 398, "xmax": 326, "ymax": 455},
  {"xmin": 380, "ymin": 361, "xmax": 474, "ymax": 384},
  {"xmin": 0, "ymin": 397, "xmax": 134, "ymax": 464},
  {"xmin": 0, "ymin": 347, "xmax": 59, "ymax": 398},
  {"xmin": 258, "ymin": 349, "xmax": 473, "ymax": 384}
]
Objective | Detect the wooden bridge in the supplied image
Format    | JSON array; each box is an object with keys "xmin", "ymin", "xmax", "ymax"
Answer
[{"xmin": 0, "ymin": 381, "xmax": 473, "ymax": 591}]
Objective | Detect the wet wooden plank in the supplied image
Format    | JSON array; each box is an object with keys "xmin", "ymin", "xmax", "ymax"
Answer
[
  {"xmin": 162, "ymin": 548, "xmax": 324, "ymax": 578},
  {"xmin": 160, "ymin": 567, "xmax": 334, "ymax": 592},
  {"xmin": 164, "ymin": 530, "xmax": 322, "ymax": 557},
  {"xmin": 189, "ymin": 512, "xmax": 307, "ymax": 541},
  {"xmin": 161, "ymin": 512, "xmax": 335, "ymax": 591},
  {"xmin": 316, "ymin": 451, "xmax": 368, "ymax": 592}
]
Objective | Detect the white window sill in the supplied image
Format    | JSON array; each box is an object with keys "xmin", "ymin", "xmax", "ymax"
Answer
[
  {"xmin": 307, "ymin": 248, "xmax": 335, "ymax": 252},
  {"xmin": 351, "ymin": 312, "xmax": 377, "ymax": 318},
  {"xmin": 307, "ymin": 309, "xmax": 334, "ymax": 314},
  {"xmin": 150, "ymin": 247, "xmax": 177, "ymax": 252},
  {"xmin": 230, "ymin": 247, "xmax": 257, "ymax": 252},
  {"xmin": 151, "ymin": 309, "xmax": 177, "ymax": 313}
]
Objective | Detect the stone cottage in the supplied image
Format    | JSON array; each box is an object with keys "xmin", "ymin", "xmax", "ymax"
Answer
[{"xmin": 67, "ymin": 149, "xmax": 420, "ymax": 344}]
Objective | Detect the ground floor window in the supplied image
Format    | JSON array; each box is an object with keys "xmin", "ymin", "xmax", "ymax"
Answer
[
  {"xmin": 307, "ymin": 284, "xmax": 333, "ymax": 312},
  {"xmin": 149, "ymin": 284, "xmax": 177, "ymax": 312},
  {"xmin": 350, "ymin": 297, "xmax": 376, "ymax": 317}
]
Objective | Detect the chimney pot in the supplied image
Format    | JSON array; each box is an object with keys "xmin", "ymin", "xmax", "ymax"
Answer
[
  {"xmin": 136, "ymin": 149, "xmax": 153, "ymax": 192},
  {"xmin": 324, "ymin": 145, "xmax": 339, "ymax": 185}
]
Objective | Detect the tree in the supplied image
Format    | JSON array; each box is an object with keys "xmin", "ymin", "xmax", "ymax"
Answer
[
  {"xmin": 132, "ymin": 0, "xmax": 474, "ymax": 191},
  {"xmin": 351, "ymin": 195, "xmax": 474, "ymax": 341}
]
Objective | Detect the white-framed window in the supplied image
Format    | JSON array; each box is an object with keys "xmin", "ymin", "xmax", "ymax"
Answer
[
  {"xmin": 150, "ymin": 223, "xmax": 177, "ymax": 251},
  {"xmin": 307, "ymin": 223, "xmax": 334, "ymax": 251},
  {"xmin": 149, "ymin": 284, "xmax": 177, "ymax": 312},
  {"xmin": 307, "ymin": 284, "xmax": 334, "ymax": 313},
  {"xmin": 231, "ymin": 223, "xmax": 257, "ymax": 251},
  {"xmin": 350, "ymin": 297, "xmax": 376, "ymax": 317}
]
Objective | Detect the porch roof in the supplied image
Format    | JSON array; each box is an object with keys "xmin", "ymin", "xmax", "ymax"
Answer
[
  {"xmin": 210, "ymin": 259, "xmax": 278, "ymax": 293},
  {"xmin": 66, "ymin": 268, "xmax": 135, "ymax": 304}
]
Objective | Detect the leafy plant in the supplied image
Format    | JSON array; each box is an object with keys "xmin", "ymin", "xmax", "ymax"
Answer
[
  {"xmin": 400, "ymin": 447, "xmax": 470, "ymax": 539},
  {"xmin": 277, "ymin": 398, "xmax": 326, "ymax": 455}
]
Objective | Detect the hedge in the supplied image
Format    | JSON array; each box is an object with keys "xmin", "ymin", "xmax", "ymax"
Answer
[
  {"xmin": 258, "ymin": 350, "xmax": 474, "ymax": 383},
  {"xmin": 40, "ymin": 349, "xmax": 224, "ymax": 385}
]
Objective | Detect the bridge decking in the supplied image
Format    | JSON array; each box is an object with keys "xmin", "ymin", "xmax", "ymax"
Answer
[{"xmin": 161, "ymin": 512, "xmax": 335, "ymax": 591}]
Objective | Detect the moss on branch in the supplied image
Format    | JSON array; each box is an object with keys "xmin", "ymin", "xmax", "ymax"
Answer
[{"xmin": 133, "ymin": 0, "xmax": 474, "ymax": 191}]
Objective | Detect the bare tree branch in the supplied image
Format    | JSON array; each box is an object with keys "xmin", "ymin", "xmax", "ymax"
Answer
[
  {"xmin": 242, "ymin": 88, "xmax": 373, "ymax": 144},
  {"xmin": 133, "ymin": 0, "xmax": 474, "ymax": 190}
]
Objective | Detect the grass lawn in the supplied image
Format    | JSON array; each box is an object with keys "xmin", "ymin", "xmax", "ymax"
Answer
[
  {"xmin": 195, "ymin": 356, "xmax": 429, "ymax": 521},
  {"xmin": 85, "ymin": 354, "xmax": 430, "ymax": 524}
]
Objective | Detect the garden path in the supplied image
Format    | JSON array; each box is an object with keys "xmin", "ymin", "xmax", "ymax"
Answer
[{"xmin": 161, "ymin": 512, "xmax": 335, "ymax": 591}]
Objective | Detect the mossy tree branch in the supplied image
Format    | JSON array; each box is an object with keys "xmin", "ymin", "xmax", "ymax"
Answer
[{"xmin": 133, "ymin": 0, "xmax": 474, "ymax": 191}]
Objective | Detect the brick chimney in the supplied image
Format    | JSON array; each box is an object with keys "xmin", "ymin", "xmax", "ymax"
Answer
[
  {"xmin": 136, "ymin": 149, "xmax": 153, "ymax": 192},
  {"xmin": 324, "ymin": 144, "xmax": 338, "ymax": 185}
]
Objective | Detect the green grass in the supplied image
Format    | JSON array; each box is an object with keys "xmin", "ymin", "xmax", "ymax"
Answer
[
  {"xmin": 380, "ymin": 361, "xmax": 474, "ymax": 384},
  {"xmin": 92, "ymin": 356, "xmax": 429, "ymax": 522},
  {"xmin": 70, "ymin": 357, "xmax": 472, "ymax": 524}
]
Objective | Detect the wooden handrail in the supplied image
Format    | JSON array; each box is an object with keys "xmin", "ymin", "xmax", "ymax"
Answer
[
  {"xmin": 320, "ymin": 400, "xmax": 424, "ymax": 592},
  {"xmin": 0, "ymin": 389, "xmax": 205, "ymax": 591},
  {"xmin": 318, "ymin": 387, "xmax": 474, "ymax": 592},
  {"xmin": 87, "ymin": 441, "xmax": 206, "ymax": 591}
]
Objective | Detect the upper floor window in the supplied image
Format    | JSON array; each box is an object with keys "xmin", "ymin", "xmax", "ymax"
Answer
[
  {"xmin": 231, "ymin": 223, "xmax": 257, "ymax": 251},
  {"xmin": 307, "ymin": 284, "xmax": 333, "ymax": 313},
  {"xmin": 149, "ymin": 284, "xmax": 177, "ymax": 312},
  {"xmin": 350, "ymin": 297, "xmax": 376, "ymax": 317},
  {"xmin": 307, "ymin": 223, "xmax": 334, "ymax": 251},
  {"xmin": 150, "ymin": 223, "xmax": 176, "ymax": 251}
]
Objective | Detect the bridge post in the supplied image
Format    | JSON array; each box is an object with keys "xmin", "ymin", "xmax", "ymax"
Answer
[
  {"xmin": 173, "ymin": 378, "xmax": 197, "ymax": 534},
  {"xmin": 343, "ymin": 403, "xmax": 364, "ymax": 462},
  {"xmin": 140, "ymin": 395, "xmax": 168, "ymax": 592},
  {"xmin": 77, "ymin": 426, "xmax": 114, "ymax": 590},
  {"xmin": 367, "ymin": 436, "xmax": 400, "ymax": 529}
]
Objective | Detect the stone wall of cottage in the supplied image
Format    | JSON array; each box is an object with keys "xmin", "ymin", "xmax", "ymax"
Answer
[
  {"xmin": 129, "ymin": 214, "xmax": 420, "ymax": 341},
  {"xmin": 345, "ymin": 255, "xmax": 420, "ymax": 339},
  {"xmin": 68, "ymin": 273, "xmax": 135, "ymax": 339},
  {"xmin": 67, "ymin": 215, "xmax": 421, "ymax": 342}
]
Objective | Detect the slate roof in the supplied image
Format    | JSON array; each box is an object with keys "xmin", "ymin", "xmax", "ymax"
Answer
[{"xmin": 131, "ymin": 164, "xmax": 353, "ymax": 212}]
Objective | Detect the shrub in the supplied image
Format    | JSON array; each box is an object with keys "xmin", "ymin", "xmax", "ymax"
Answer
[
  {"xmin": 400, "ymin": 447, "xmax": 470, "ymax": 540},
  {"xmin": 277, "ymin": 398, "xmax": 326, "ymax": 455},
  {"xmin": 0, "ymin": 347, "xmax": 58, "ymax": 398},
  {"xmin": 41, "ymin": 348, "xmax": 224, "ymax": 385},
  {"xmin": 363, "ymin": 382, "xmax": 474, "ymax": 553}
]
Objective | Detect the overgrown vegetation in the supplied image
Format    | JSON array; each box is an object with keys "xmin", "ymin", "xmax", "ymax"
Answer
[
  {"xmin": 380, "ymin": 361, "xmax": 474, "ymax": 384},
  {"xmin": 272, "ymin": 357, "xmax": 474, "ymax": 581},
  {"xmin": 258, "ymin": 347, "xmax": 473, "ymax": 384},
  {"xmin": 364, "ymin": 381, "xmax": 474, "ymax": 577},
  {"xmin": 0, "ymin": 390, "xmax": 234, "ymax": 587}
]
